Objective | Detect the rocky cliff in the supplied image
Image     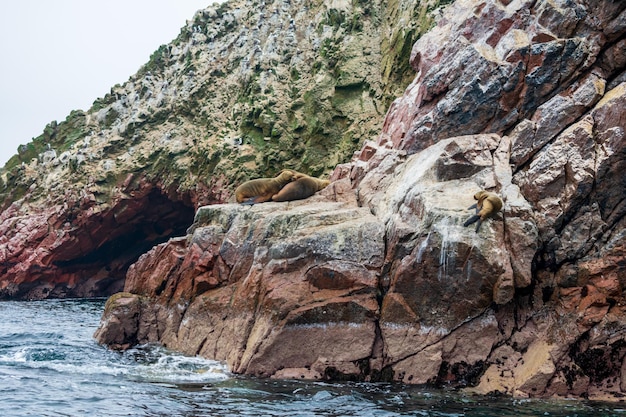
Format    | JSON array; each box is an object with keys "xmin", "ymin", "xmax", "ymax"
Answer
[
  {"xmin": 0, "ymin": 0, "xmax": 444, "ymax": 299},
  {"xmin": 4, "ymin": 0, "xmax": 626, "ymax": 401},
  {"xmin": 95, "ymin": 0, "xmax": 626, "ymax": 400}
]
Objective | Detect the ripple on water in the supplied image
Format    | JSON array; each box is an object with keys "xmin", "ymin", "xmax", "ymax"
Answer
[{"xmin": 1, "ymin": 299, "xmax": 626, "ymax": 417}]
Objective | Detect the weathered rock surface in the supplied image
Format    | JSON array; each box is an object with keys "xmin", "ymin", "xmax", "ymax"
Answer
[
  {"xmin": 95, "ymin": 0, "xmax": 626, "ymax": 401},
  {"xmin": 95, "ymin": 152, "xmax": 526, "ymax": 382},
  {"xmin": 0, "ymin": 176, "xmax": 195, "ymax": 299},
  {"xmin": 0, "ymin": 0, "xmax": 622, "ymax": 402},
  {"xmin": 1, "ymin": 0, "xmax": 442, "ymax": 299}
]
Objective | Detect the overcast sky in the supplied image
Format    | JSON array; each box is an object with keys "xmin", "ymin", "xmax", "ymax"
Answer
[{"xmin": 0, "ymin": 1, "xmax": 222, "ymax": 167}]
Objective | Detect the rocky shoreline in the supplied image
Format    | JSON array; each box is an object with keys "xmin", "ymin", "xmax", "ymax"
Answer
[
  {"xmin": 95, "ymin": 0, "xmax": 626, "ymax": 400},
  {"xmin": 3, "ymin": 0, "xmax": 626, "ymax": 400}
]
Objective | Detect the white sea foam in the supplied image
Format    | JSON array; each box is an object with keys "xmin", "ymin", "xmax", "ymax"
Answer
[
  {"xmin": 123, "ymin": 345, "xmax": 231, "ymax": 384},
  {"xmin": 1, "ymin": 343, "xmax": 230, "ymax": 384},
  {"xmin": 0, "ymin": 348, "xmax": 27, "ymax": 363}
]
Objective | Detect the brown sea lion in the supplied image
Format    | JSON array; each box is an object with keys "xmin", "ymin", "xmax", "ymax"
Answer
[
  {"xmin": 235, "ymin": 170, "xmax": 295, "ymax": 204},
  {"xmin": 271, "ymin": 174, "xmax": 330, "ymax": 202},
  {"xmin": 463, "ymin": 190, "xmax": 503, "ymax": 232}
]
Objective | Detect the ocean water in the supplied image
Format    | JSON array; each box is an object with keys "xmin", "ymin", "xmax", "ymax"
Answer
[{"xmin": 0, "ymin": 299, "xmax": 624, "ymax": 417}]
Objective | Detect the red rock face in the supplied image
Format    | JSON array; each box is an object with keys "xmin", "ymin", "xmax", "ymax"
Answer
[
  {"xmin": 0, "ymin": 176, "xmax": 196, "ymax": 300},
  {"xmin": 94, "ymin": 0, "xmax": 625, "ymax": 401},
  {"xmin": 95, "ymin": 184, "xmax": 386, "ymax": 377}
]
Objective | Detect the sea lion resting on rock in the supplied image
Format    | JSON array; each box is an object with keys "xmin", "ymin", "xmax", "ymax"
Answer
[
  {"xmin": 271, "ymin": 172, "xmax": 330, "ymax": 202},
  {"xmin": 235, "ymin": 170, "xmax": 295, "ymax": 204},
  {"xmin": 463, "ymin": 190, "xmax": 503, "ymax": 232}
]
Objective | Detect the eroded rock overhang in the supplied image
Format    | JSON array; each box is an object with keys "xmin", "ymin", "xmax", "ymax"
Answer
[{"xmin": 0, "ymin": 177, "xmax": 195, "ymax": 300}]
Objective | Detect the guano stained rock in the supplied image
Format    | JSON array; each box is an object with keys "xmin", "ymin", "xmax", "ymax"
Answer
[
  {"xmin": 1, "ymin": 0, "xmax": 438, "ymax": 299},
  {"xmin": 96, "ymin": 0, "xmax": 626, "ymax": 401},
  {"xmin": 1, "ymin": 0, "xmax": 625, "ymax": 402}
]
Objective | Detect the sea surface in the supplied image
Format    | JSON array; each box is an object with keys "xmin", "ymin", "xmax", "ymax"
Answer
[{"xmin": 0, "ymin": 299, "xmax": 624, "ymax": 417}]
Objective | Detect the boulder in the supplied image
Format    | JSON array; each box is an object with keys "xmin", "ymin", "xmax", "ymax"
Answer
[
  {"xmin": 96, "ymin": 132, "xmax": 537, "ymax": 384},
  {"xmin": 99, "ymin": 192, "xmax": 387, "ymax": 379}
]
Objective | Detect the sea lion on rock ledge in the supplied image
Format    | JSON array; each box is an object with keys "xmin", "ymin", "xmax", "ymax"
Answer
[
  {"xmin": 271, "ymin": 173, "xmax": 330, "ymax": 202},
  {"xmin": 235, "ymin": 170, "xmax": 295, "ymax": 204},
  {"xmin": 463, "ymin": 190, "xmax": 503, "ymax": 232}
]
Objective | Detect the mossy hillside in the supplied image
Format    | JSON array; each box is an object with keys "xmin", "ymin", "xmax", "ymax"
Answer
[
  {"xmin": 3, "ymin": 111, "xmax": 88, "ymax": 171},
  {"xmin": 228, "ymin": 1, "xmax": 386, "ymax": 177},
  {"xmin": 1, "ymin": 0, "xmax": 444, "ymax": 210},
  {"xmin": 0, "ymin": 110, "xmax": 91, "ymax": 204},
  {"xmin": 125, "ymin": 0, "xmax": 390, "ymax": 185}
]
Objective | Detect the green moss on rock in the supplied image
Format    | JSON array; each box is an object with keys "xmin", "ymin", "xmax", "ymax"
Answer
[{"xmin": 2, "ymin": 0, "xmax": 442, "ymax": 209}]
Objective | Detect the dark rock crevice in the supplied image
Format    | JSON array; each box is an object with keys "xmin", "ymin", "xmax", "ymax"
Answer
[
  {"xmin": 67, "ymin": 190, "xmax": 194, "ymax": 297},
  {"xmin": 0, "ymin": 184, "xmax": 195, "ymax": 300}
]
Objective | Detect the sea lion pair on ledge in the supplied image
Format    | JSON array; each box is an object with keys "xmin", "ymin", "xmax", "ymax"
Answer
[{"xmin": 235, "ymin": 170, "xmax": 330, "ymax": 205}]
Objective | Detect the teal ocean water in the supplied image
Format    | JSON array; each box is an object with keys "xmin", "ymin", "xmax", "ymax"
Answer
[{"xmin": 0, "ymin": 298, "xmax": 624, "ymax": 417}]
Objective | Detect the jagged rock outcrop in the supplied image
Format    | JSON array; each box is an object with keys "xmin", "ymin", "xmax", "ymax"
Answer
[
  {"xmin": 95, "ymin": 0, "xmax": 626, "ymax": 400},
  {"xmin": 1, "ymin": 0, "xmax": 444, "ymax": 299},
  {"xmin": 0, "ymin": 0, "xmax": 622, "ymax": 401}
]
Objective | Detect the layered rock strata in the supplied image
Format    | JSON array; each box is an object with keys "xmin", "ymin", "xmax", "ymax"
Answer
[
  {"xmin": 1, "ymin": 0, "xmax": 442, "ymax": 299},
  {"xmin": 96, "ymin": 0, "xmax": 626, "ymax": 400}
]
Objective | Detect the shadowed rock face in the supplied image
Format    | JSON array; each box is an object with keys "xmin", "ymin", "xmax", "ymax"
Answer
[{"xmin": 0, "ymin": 177, "xmax": 194, "ymax": 300}]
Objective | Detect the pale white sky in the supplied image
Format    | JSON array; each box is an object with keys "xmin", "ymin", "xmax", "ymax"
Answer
[{"xmin": 0, "ymin": 1, "xmax": 222, "ymax": 167}]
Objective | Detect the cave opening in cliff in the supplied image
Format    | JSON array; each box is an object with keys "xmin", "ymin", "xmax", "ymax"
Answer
[{"xmin": 53, "ymin": 189, "xmax": 195, "ymax": 297}]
